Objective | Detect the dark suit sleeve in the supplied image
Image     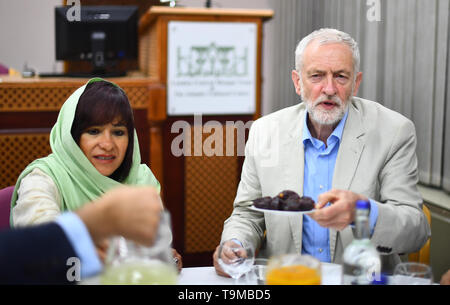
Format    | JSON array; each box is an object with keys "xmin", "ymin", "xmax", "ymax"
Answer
[{"xmin": 0, "ymin": 223, "xmax": 77, "ymax": 284}]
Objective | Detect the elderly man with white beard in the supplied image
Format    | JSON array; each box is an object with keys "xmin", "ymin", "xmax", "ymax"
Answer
[{"xmin": 213, "ymin": 28, "xmax": 430, "ymax": 276}]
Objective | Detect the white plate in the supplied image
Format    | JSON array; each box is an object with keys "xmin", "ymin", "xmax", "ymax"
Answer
[{"xmin": 249, "ymin": 205, "xmax": 314, "ymax": 215}]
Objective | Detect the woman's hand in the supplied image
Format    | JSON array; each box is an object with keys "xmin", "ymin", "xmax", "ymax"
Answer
[{"xmin": 172, "ymin": 248, "xmax": 183, "ymax": 272}]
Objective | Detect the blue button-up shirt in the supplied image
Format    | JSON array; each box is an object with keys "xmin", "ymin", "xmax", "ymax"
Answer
[
  {"xmin": 301, "ymin": 110, "xmax": 378, "ymax": 262},
  {"xmin": 56, "ymin": 213, "xmax": 102, "ymax": 279}
]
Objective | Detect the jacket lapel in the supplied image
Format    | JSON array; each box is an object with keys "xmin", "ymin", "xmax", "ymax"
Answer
[
  {"xmin": 329, "ymin": 101, "xmax": 366, "ymax": 261},
  {"xmin": 280, "ymin": 108, "xmax": 305, "ymax": 254}
]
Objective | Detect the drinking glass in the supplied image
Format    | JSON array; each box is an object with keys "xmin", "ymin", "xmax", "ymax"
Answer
[
  {"xmin": 100, "ymin": 211, "xmax": 178, "ymax": 284},
  {"xmin": 266, "ymin": 254, "xmax": 321, "ymax": 285},
  {"xmin": 392, "ymin": 262, "xmax": 433, "ymax": 285},
  {"xmin": 237, "ymin": 258, "xmax": 268, "ymax": 285},
  {"xmin": 217, "ymin": 240, "xmax": 255, "ymax": 284}
]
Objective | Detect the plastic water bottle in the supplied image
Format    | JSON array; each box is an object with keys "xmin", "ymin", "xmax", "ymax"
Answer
[{"xmin": 342, "ymin": 200, "xmax": 381, "ymax": 285}]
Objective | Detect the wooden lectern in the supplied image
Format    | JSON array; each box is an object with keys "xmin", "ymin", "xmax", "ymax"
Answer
[{"xmin": 139, "ymin": 7, "xmax": 273, "ymax": 266}]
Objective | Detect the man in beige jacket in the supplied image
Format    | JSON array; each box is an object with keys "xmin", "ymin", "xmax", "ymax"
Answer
[{"xmin": 214, "ymin": 28, "xmax": 430, "ymax": 276}]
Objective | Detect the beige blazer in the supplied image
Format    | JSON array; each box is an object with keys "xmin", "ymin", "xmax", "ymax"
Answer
[{"xmin": 222, "ymin": 97, "xmax": 431, "ymax": 269}]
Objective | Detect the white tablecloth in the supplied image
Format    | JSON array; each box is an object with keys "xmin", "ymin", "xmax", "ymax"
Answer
[
  {"xmin": 83, "ymin": 262, "xmax": 342, "ymax": 285},
  {"xmin": 84, "ymin": 263, "xmax": 435, "ymax": 285},
  {"xmin": 176, "ymin": 262, "xmax": 342, "ymax": 285}
]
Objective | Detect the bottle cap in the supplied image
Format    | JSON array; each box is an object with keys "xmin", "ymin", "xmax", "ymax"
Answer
[
  {"xmin": 356, "ymin": 200, "xmax": 370, "ymax": 210},
  {"xmin": 371, "ymin": 273, "xmax": 389, "ymax": 285}
]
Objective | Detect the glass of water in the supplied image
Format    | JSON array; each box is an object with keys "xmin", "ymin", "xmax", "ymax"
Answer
[
  {"xmin": 392, "ymin": 262, "xmax": 433, "ymax": 285},
  {"xmin": 237, "ymin": 258, "xmax": 268, "ymax": 285},
  {"xmin": 217, "ymin": 240, "xmax": 255, "ymax": 284}
]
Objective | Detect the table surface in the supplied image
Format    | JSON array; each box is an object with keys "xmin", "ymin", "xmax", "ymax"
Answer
[
  {"xmin": 83, "ymin": 262, "xmax": 343, "ymax": 285},
  {"xmin": 177, "ymin": 262, "xmax": 342, "ymax": 285}
]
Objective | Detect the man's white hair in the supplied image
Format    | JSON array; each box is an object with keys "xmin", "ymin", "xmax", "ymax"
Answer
[{"xmin": 294, "ymin": 28, "xmax": 360, "ymax": 76}]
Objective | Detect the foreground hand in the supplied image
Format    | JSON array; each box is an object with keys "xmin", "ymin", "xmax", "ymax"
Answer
[
  {"xmin": 96, "ymin": 239, "xmax": 109, "ymax": 263},
  {"xmin": 77, "ymin": 186, "xmax": 163, "ymax": 247},
  {"xmin": 309, "ymin": 189, "xmax": 368, "ymax": 230}
]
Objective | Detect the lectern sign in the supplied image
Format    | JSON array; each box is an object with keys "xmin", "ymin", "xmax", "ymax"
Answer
[{"xmin": 167, "ymin": 21, "xmax": 257, "ymax": 115}]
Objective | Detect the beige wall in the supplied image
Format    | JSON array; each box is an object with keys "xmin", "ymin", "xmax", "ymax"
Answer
[{"xmin": 0, "ymin": 0, "xmax": 63, "ymax": 74}]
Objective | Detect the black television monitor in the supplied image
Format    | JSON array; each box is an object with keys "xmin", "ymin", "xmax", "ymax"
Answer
[{"xmin": 53, "ymin": 5, "xmax": 138, "ymax": 77}]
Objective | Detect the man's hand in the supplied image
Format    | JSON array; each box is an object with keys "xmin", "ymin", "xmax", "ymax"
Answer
[
  {"xmin": 213, "ymin": 244, "xmax": 230, "ymax": 278},
  {"xmin": 309, "ymin": 189, "xmax": 368, "ymax": 230},
  {"xmin": 76, "ymin": 186, "xmax": 163, "ymax": 247},
  {"xmin": 213, "ymin": 240, "xmax": 244, "ymax": 278}
]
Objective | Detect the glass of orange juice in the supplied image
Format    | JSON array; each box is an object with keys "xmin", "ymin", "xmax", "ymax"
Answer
[{"xmin": 266, "ymin": 254, "xmax": 321, "ymax": 285}]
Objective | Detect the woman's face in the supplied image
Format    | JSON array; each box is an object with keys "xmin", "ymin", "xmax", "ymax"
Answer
[{"xmin": 79, "ymin": 119, "xmax": 129, "ymax": 177}]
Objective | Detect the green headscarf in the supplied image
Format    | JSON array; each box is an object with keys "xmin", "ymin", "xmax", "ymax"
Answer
[{"xmin": 10, "ymin": 78, "xmax": 160, "ymax": 226}]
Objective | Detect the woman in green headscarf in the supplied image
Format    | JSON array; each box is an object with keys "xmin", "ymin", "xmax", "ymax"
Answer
[
  {"xmin": 10, "ymin": 78, "xmax": 182, "ymax": 268},
  {"xmin": 11, "ymin": 78, "xmax": 161, "ymax": 223}
]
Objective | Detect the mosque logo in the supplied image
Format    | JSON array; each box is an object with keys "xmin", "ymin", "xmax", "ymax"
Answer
[{"xmin": 175, "ymin": 43, "xmax": 249, "ymax": 77}]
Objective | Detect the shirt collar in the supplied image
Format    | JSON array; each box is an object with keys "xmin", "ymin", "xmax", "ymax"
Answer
[{"xmin": 302, "ymin": 108, "xmax": 349, "ymax": 146}]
